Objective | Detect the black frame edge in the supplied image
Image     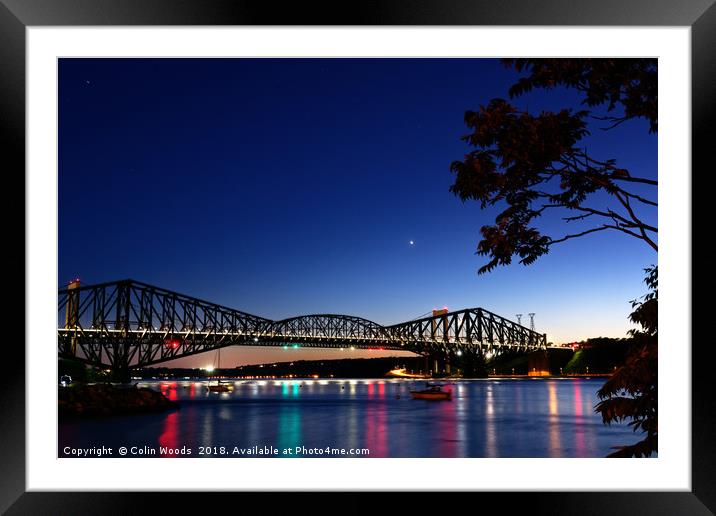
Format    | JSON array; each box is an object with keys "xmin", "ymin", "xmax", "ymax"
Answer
[
  {"xmin": 4, "ymin": 0, "xmax": 715, "ymax": 513},
  {"xmin": 2, "ymin": 0, "xmax": 715, "ymax": 26},
  {"xmin": 0, "ymin": 1, "xmax": 26, "ymax": 514},
  {"xmin": 691, "ymin": 0, "xmax": 716, "ymax": 513}
]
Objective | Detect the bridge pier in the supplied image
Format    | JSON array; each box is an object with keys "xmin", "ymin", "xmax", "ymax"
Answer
[
  {"xmin": 424, "ymin": 352, "xmax": 455, "ymax": 377},
  {"xmin": 58, "ymin": 279, "xmax": 548, "ymax": 376},
  {"xmin": 63, "ymin": 278, "xmax": 81, "ymax": 357},
  {"xmin": 420, "ymin": 352, "xmax": 443, "ymax": 376},
  {"xmin": 459, "ymin": 348, "xmax": 487, "ymax": 378},
  {"xmin": 111, "ymin": 339, "xmax": 133, "ymax": 384},
  {"xmin": 419, "ymin": 348, "xmax": 488, "ymax": 378},
  {"xmin": 110, "ymin": 364, "xmax": 131, "ymax": 384}
]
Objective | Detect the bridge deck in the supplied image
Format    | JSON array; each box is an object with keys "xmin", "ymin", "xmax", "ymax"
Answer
[{"xmin": 58, "ymin": 279, "xmax": 547, "ymax": 369}]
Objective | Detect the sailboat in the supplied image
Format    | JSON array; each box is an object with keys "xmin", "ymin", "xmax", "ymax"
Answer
[{"xmin": 207, "ymin": 347, "xmax": 232, "ymax": 393}]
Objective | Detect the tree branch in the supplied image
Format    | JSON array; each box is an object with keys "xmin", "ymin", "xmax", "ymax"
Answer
[
  {"xmin": 548, "ymin": 226, "xmax": 612, "ymax": 244},
  {"xmin": 550, "ymin": 204, "xmax": 657, "ymax": 233},
  {"xmin": 591, "ymin": 114, "xmax": 631, "ymax": 131},
  {"xmin": 615, "ymin": 188, "xmax": 658, "ymax": 207},
  {"xmin": 549, "ymin": 223, "xmax": 658, "ymax": 251},
  {"xmin": 609, "ymin": 175, "xmax": 658, "ymax": 186},
  {"xmin": 614, "ymin": 192, "xmax": 659, "ymax": 251}
]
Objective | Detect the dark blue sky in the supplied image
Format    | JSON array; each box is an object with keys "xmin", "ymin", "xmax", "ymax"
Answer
[{"xmin": 59, "ymin": 58, "xmax": 657, "ymax": 367}]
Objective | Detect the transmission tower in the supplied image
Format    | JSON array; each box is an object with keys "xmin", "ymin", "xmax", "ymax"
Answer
[
  {"xmin": 528, "ymin": 313, "xmax": 536, "ymax": 331},
  {"xmin": 516, "ymin": 314, "xmax": 523, "ymax": 326}
]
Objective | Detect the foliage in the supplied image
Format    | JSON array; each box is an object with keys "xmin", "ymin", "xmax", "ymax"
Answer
[
  {"xmin": 595, "ymin": 266, "xmax": 658, "ymax": 457},
  {"xmin": 506, "ymin": 58, "xmax": 657, "ymax": 133},
  {"xmin": 562, "ymin": 337, "xmax": 632, "ymax": 374},
  {"xmin": 450, "ymin": 58, "xmax": 657, "ymax": 274},
  {"xmin": 449, "ymin": 60, "xmax": 659, "ymax": 457}
]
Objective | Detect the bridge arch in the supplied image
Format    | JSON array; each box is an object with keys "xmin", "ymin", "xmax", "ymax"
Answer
[
  {"xmin": 57, "ymin": 279, "xmax": 547, "ymax": 374},
  {"xmin": 259, "ymin": 314, "xmax": 396, "ymax": 345}
]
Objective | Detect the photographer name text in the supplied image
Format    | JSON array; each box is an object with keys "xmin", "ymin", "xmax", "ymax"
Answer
[{"xmin": 62, "ymin": 445, "xmax": 370, "ymax": 457}]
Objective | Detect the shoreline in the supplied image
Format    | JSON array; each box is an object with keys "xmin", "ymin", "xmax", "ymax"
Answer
[{"xmin": 59, "ymin": 383, "xmax": 179, "ymax": 419}]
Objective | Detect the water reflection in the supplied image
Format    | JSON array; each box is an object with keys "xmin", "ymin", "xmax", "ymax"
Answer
[
  {"xmin": 365, "ymin": 402, "xmax": 388, "ymax": 457},
  {"xmin": 547, "ymin": 381, "xmax": 561, "ymax": 457},
  {"xmin": 59, "ymin": 379, "xmax": 640, "ymax": 458},
  {"xmin": 158, "ymin": 411, "xmax": 178, "ymax": 456},
  {"xmin": 484, "ymin": 384, "xmax": 497, "ymax": 457},
  {"xmin": 573, "ymin": 381, "xmax": 586, "ymax": 456},
  {"xmin": 160, "ymin": 381, "xmax": 178, "ymax": 401},
  {"xmin": 437, "ymin": 388, "xmax": 456, "ymax": 457},
  {"xmin": 346, "ymin": 402, "xmax": 359, "ymax": 450},
  {"xmin": 278, "ymin": 404, "xmax": 302, "ymax": 456},
  {"xmin": 455, "ymin": 384, "xmax": 467, "ymax": 457}
]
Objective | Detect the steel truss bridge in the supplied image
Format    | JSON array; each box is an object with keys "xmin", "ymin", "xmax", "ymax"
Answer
[{"xmin": 58, "ymin": 279, "xmax": 547, "ymax": 373}]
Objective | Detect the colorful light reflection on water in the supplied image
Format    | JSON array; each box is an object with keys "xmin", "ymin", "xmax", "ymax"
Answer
[{"xmin": 58, "ymin": 378, "xmax": 643, "ymax": 458}]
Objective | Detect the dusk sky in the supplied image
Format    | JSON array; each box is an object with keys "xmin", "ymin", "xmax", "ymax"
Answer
[{"xmin": 59, "ymin": 58, "xmax": 657, "ymax": 368}]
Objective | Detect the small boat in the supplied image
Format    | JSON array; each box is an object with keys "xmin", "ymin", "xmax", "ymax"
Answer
[
  {"xmin": 207, "ymin": 347, "xmax": 233, "ymax": 393},
  {"xmin": 409, "ymin": 383, "xmax": 452, "ymax": 400},
  {"xmin": 208, "ymin": 382, "xmax": 232, "ymax": 393}
]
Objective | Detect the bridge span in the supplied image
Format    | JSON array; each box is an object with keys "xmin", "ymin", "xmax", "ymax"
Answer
[{"xmin": 58, "ymin": 279, "xmax": 547, "ymax": 380}]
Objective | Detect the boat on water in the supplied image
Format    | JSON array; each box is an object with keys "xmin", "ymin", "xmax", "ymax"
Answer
[
  {"xmin": 207, "ymin": 382, "xmax": 232, "ymax": 393},
  {"xmin": 409, "ymin": 383, "xmax": 452, "ymax": 400},
  {"xmin": 207, "ymin": 347, "xmax": 233, "ymax": 393}
]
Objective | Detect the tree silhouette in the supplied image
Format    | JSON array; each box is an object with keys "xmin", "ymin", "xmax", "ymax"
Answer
[
  {"xmin": 450, "ymin": 58, "xmax": 657, "ymax": 274},
  {"xmin": 596, "ymin": 266, "xmax": 657, "ymax": 457},
  {"xmin": 451, "ymin": 59, "xmax": 658, "ymax": 457}
]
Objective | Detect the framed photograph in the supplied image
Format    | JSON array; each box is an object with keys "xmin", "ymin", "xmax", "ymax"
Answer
[{"xmin": 5, "ymin": 0, "xmax": 712, "ymax": 513}]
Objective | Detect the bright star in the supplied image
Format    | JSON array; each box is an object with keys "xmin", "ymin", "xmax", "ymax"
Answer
[{"xmin": 409, "ymin": 240, "xmax": 415, "ymax": 246}]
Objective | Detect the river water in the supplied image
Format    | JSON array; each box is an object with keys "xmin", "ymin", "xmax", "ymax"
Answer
[{"xmin": 58, "ymin": 378, "xmax": 641, "ymax": 458}]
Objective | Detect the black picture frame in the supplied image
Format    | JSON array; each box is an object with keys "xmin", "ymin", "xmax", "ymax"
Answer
[{"xmin": 3, "ymin": 1, "xmax": 712, "ymax": 513}]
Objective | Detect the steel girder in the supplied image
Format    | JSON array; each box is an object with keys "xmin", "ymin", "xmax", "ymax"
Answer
[{"xmin": 58, "ymin": 279, "xmax": 547, "ymax": 369}]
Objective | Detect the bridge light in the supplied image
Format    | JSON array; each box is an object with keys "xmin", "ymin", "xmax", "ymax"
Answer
[
  {"xmin": 254, "ymin": 337, "xmax": 259, "ymax": 342},
  {"xmin": 293, "ymin": 344, "xmax": 299, "ymax": 349},
  {"xmin": 456, "ymin": 350, "xmax": 463, "ymax": 356}
]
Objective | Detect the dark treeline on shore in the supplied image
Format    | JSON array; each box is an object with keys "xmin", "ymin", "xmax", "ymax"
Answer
[
  {"xmin": 487, "ymin": 338, "xmax": 633, "ymax": 376},
  {"xmin": 58, "ymin": 337, "xmax": 634, "ymax": 381}
]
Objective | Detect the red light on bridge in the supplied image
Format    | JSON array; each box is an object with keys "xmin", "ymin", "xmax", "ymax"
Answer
[{"xmin": 165, "ymin": 338, "xmax": 181, "ymax": 350}]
